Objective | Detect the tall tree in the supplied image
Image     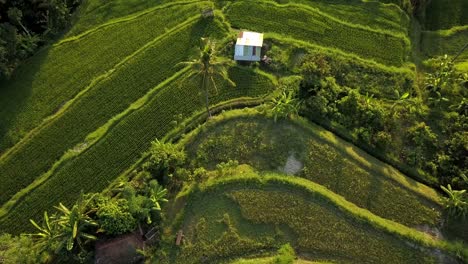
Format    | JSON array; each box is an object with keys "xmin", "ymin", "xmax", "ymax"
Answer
[{"xmin": 179, "ymin": 38, "xmax": 235, "ymax": 117}]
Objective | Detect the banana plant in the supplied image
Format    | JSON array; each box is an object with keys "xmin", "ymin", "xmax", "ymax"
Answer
[
  {"xmin": 270, "ymin": 89, "xmax": 301, "ymax": 122},
  {"xmin": 29, "ymin": 211, "xmax": 59, "ymax": 254},
  {"xmin": 441, "ymin": 184, "xmax": 468, "ymax": 219},
  {"xmin": 53, "ymin": 194, "xmax": 98, "ymax": 252},
  {"xmin": 147, "ymin": 180, "xmax": 168, "ymax": 211}
]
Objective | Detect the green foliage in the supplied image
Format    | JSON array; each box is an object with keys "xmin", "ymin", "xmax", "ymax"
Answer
[
  {"xmin": 0, "ymin": 0, "xmax": 81, "ymax": 78},
  {"xmin": 405, "ymin": 122, "xmax": 437, "ymax": 167},
  {"xmin": 390, "ymin": 90, "xmax": 418, "ymax": 117},
  {"xmin": 52, "ymin": 195, "xmax": 98, "ymax": 252},
  {"xmin": 27, "ymin": 194, "xmax": 98, "ymax": 263},
  {"xmin": 435, "ymin": 130, "xmax": 468, "ymax": 187},
  {"xmin": 144, "ymin": 139, "xmax": 186, "ymax": 180},
  {"xmin": 0, "ymin": 234, "xmax": 41, "ymax": 264},
  {"xmin": 441, "ymin": 184, "xmax": 468, "ymax": 219},
  {"xmin": 226, "ymin": 0, "xmax": 409, "ymax": 66},
  {"xmin": 261, "ymin": 37, "xmax": 414, "ymax": 100},
  {"xmin": 300, "ymin": 53, "xmax": 331, "ymax": 87},
  {"xmin": 302, "ymin": 81, "xmax": 389, "ymax": 149},
  {"xmin": 274, "ymin": 244, "xmax": 295, "ymax": 264},
  {"xmin": 0, "ymin": 67, "xmax": 274, "ymax": 234},
  {"xmin": 424, "ymin": 55, "xmax": 456, "ymax": 106},
  {"xmin": 95, "ymin": 197, "xmax": 137, "ymax": 236},
  {"xmin": 269, "ymin": 90, "xmax": 300, "ymax": 121},
  {"xmin": 147, "ymin": 180, "xmax": 169, "ymax": 212}
]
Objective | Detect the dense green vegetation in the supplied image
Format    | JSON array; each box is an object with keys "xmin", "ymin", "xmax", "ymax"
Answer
[
  {"xmin": 0, "ymin": 0, "xmax": 467, "ymax": 263},
  {"xmin": 0, "ymin": 0, "xmax": 81, "ymax": 78},
  {"xmin": 423, "ymin": 0, "xmax": 468, "ymax": 30}
]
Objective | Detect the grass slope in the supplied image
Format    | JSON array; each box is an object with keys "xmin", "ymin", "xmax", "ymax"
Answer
[
  {"xmin": 182, "ymin": 110, "xmax": 441, "ymax": 227},
  {"xmin": 0, "ymin": 67, "xmax": 275, "ymax": 234},
  {"xmin": 420, "ymin": 26, "xmax": 468, "ymax": 61},
  {"xmin": 0, "ymin": 1, "xmax": 208, "ymax": 154},
  {"xmin": 67, "ymin": 0, "xmax": 177, "ymax": 36},
  {"xmin": 163, "ymin": 174, "xmax": 446, "ymax": 263},
  {"xmin": 225, "ymin": 0, "xmax": 410, "ymax": 66}
]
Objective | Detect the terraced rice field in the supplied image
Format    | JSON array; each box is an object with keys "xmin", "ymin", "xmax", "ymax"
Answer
[
  {"xmin": 0, "ymin": 0, "xmax": 467, "ymax": 262},
  {"xmin": 226, "ymin": 1, "xmax": 410, "ymax": 66}
]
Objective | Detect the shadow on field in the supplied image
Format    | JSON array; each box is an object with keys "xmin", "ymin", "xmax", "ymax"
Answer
[{"xmin": 0, "ymin": 47, "xmax": 49, "ymax": 155}]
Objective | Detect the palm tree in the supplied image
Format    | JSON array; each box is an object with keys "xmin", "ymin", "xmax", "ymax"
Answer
[
  {"xmin": 179, "ymin": 38, "xmax": 235, "ymax": 117},
  {"xmin": 53, "ymin": 194, "xmax": 98, "ymax": 252}
]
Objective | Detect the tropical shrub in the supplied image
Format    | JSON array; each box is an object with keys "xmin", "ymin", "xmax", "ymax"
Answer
[
  {"xmin": 269, "ymin": 90, "xmax": 301, "ymax": 122},
  {"xmin": 300, "ymin": 53, "xmax": 331, "ymax": 88},
  {"xmin": 274, "ymin": 243, "xmax": 295, "ymax": 264},
  {"xmin": 405, "ymin": 122, "xmax": 437, "ymax": 167},
  {"xmin": 0, "ymin": 234, "xmax": 40, "ymax": 264},
  {"xmin": 95, "ymin": 197, "xmax": 137, "ymax": 236},
  {"xmin": 144, "ymin": 140, "xmax": 186, "ymax": 183}
]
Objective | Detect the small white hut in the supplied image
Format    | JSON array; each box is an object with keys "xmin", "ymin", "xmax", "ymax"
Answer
[{"xmin": 234, "ymin": 31, "xmax": 263, "ymax": 61}]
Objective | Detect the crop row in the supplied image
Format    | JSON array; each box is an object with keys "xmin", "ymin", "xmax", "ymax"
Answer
[
  {"xmin": 283, "ymin": 0, "xmax": 410, "ymax": 36},
  {"xmin": 424, "ymin": 0, "xmax": 468, "ymax": 30},
  {"xmin": 303, "ymin": 139, "xmax": 440, "ymax": 227},
  {"xmin": 61, "ymin": 0, "xmax": 207, "ymax": 43},
  {"xmin": 0, "ymin": 2, "xmax": 205, "ymax": 153},
  {"xmin": 0, "ymin": 66, "xmax": 275, "ymax": 234},
  {"xmin": 0, "ymin": 17, "xmax": 222, "ymax": 205},
  {"xmin": 225, "ymin": 1, "xmax": 409, "ymax": 66}
]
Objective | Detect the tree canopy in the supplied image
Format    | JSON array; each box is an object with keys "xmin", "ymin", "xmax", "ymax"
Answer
[{"xmin": 0, "ymin": 0, "xmax": 81, "ymax": 79}]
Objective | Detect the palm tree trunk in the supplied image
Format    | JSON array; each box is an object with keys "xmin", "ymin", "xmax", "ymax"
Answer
[{"xmin": 202, "ymin": 75, "xmax": 211, "ymax": 118}]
